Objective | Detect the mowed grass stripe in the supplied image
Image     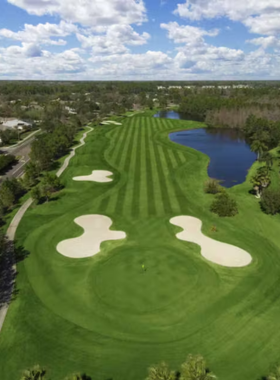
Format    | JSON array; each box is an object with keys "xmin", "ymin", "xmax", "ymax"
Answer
[
  {"xmin": 152, "ymin": 142, "xmax": 173, "ymax": 214},
  {"xmin": 131, "ymin": 118, "xmax": 142, "ymax": 217},
  {"xmin": 162, "ymin": 147, "xmax": 187, "ymax": 213},
  {"xmin": 121, "ymin": 119, "xmax": 141, "ymax": 217},
  {"xmin": 147, "ymin": 120, "xmax": 166, "ymax": 215},
  {"xmin": 138, "ymin": 120, "xmax": 149, "ymax": 217},
  {"xmin": 110, "ymin": 124, "xmax": 130, "ymax": 165},
  {"xmin": 105, "ymin": 123, "xmax": 135, "ymax": 215},
  {"xmin": 156, "ymin": 144, "xmax": 181, "ymax": 214},
  {"xmin": 144, "ymin": 119, "xmax": 156, "ymax": 216},
  {"xmin": 154, "ymin": 117, "xmax": 167, "ymax": 131},
  {"xmin": 167, "ymin": 149, "xmax": 182, "ymax": 168}
]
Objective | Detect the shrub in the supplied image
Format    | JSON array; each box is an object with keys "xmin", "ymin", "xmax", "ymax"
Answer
[
  {"xmin": 31, "ymin": 186, "xmax": 41, "ymax": 203},
  {"xmin": 210, "ymin": 191, "xmax": 238, "ymax": 217},
  {"xmin": 260, "ymin": 189, "xmax": 280, "ymax": 215},
  {"xmin": 0, "ymin": 154, "xmax": 16, "ymax": 173},
  {"xmin": 204, "ymin": 179, "xmax": 221, "ymax": 194}
]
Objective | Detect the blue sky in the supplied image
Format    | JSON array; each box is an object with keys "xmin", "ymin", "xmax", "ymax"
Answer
[{"xmin": 0, "ymin": 0, "xmax": 280, "ymax": 80}]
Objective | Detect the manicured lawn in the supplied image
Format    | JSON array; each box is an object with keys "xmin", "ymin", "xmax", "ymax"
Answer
[{"xmin": 1, "ymin": 116, "xmax": 280, "ymax": 380}]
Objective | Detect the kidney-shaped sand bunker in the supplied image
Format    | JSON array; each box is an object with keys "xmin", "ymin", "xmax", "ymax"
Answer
[
  {"xmin": 57, "ymin": 215, "xmax": 126, "ymax": 258},
  {"xmin": 73, "ymin": 170, "xmax": 113, "ymax": 183},
  {"xmin": 170, "ymin": 216, "xmax": 252, "ymax": 267}
]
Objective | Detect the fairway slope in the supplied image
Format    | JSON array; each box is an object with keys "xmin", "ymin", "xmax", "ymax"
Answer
[{"xmin": 2, "ymin": 117, "xmax": 280, "ymax": 380}]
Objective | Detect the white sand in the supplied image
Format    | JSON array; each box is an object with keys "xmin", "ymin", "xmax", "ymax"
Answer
[
  {"xmin": 57, "ymin": 215, "xmax": 126, "ymax": 259},
  {"xmin": 170, "ymin": 216, "xmax": 252, "ymax": 267},
  {"xmin": 101, "ymin": 120, "xmax": 122, "ymax": 125},
  {"xmin": 73, "ymin": 170, "xmax": 113, "ymax": 183}
]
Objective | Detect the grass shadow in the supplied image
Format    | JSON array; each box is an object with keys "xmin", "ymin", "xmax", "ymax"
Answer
[{"xmin": 0, "ymin": 240, "xmax": 30, "ymax": 308}]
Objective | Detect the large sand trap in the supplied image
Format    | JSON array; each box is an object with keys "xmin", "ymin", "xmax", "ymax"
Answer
[
  {"xmin": 170, "ymin": 216, "xmax": 252, "ymax": 267},
  {"xmin": 73, "ymin": 170, "xmax": 113, "ymax": 183},
  {"xmin": 101, "ymin": 120, "xmax": 122, "ymax": 125},
  {"xmin": 57, "ymin": 215, "xmax": 126, "ymax": 258}
]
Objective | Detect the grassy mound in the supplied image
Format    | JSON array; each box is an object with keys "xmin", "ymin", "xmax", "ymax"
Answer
[{"xmin": 1, "ymin": 116, "xmax": 280, "ymax": 380}]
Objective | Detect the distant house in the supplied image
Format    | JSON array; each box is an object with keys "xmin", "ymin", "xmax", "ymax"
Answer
[
  {"xmin": 0, "ymin": 119, "xmax": 31, "ymax": 131},
  {"xmin": 65, "ymin": 106, "xmax": 77, "ymax": 115}
]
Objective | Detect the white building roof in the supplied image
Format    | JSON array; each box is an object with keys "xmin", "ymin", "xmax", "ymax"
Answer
[{"xmin": 2, "ymin": 119, "xmax": 31, "ymax": 129}]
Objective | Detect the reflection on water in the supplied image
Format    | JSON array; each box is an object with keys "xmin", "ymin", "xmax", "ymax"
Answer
[
  {"xmin": 169, "ymin": 128, "xmax": 256, "ymax": 188},
  {"xmin": 154, "ymin": 110, "xmax": 191, "ymax": 120}
]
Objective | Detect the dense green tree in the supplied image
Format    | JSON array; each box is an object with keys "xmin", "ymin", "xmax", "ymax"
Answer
[
  {"xmin": 30, "ymin": 137, "xmax": 54, "ymax": 171},
  {"xmin": 260, "ymin": 189, "xmax": 280, "ymax": 215},
  {"xmin": 30, "ymin": 186, "xmax": 41, "ymax": 203},
  {"xmin": 0, "ymin": 129, "xmax": 18, "ymax": 145},
  {"xmin": 260, "ymin": 152, "xmax": 274, "ymax": 168},
  {"xmin": 146, "ymin": 362, "xmax": 175, "ymax": 380},
  {"xmin": 41, "ymin": 173, "xmax": 62, "ymax": 192},
  {"xmin": 23, "ymin": 162, "xmax": 40, "ymax": 188},
  {"xmin": 39, "ymin": 173, "xmax": 62, "ymax": 202},
  {"xmin": 181, "ymin": 355, "xmax": 216, "ymax": 380},
  {"xmin": 0, "ymin": 178, "xmax": 24, "ymax": 208},
  {"xmin": 0, "ymin": 154, "xmax": 16, "ymax": 173},
  {"xmin": 210, "ymin": 190, "xmax": 238, "ymax": 217}
]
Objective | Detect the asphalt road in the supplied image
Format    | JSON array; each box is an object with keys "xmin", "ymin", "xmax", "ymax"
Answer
[{"xmin": 0, "ymin": 130, "xmax": 40, "ymax": 184}]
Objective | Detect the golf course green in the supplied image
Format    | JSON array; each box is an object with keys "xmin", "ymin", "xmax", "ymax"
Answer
[{"xmin": 1, "ymin": 115, "xmax": 280, "ymax": 380}]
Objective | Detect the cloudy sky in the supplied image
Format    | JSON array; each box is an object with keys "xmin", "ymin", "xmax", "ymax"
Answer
[{"xmin": 0, "ymin": 0, "xmax": 280, "ymax": 80}]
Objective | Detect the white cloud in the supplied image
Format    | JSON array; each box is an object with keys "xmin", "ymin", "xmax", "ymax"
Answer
[
  {"xmin": 161, "ymin": 22, "xmax": 219, "ymax": 45},
  {"xmin": 77, "ymin": 24, "xmax": 150, "ymax": 54},
  {"xmin": 0, "ymin": 43, "xmax": 43, "ymax": 58},
  {"xmin": 89, "ymin": 50, "xmax": 172, "ymax": 68},
  {"xmin": 0, "ymin": 46, "xmax": 86, "ymax": 78},
  {"xmin": 161, "ymin": 22, "xmax": 244, "ymax": 71},
  {"xmin": 247, "ymin": 36, "xmax": 280, "ymax": 49},
  {"xmin": 0, "ymin": 21, "xmax": 77, "ymax": 46},
  {"xmin": 8, "ymin": 0, "xmax": 147, "ymax": 27},
  {"xmin": 174, "ymin": 0, "xmax": 280, "ymax": 35}
]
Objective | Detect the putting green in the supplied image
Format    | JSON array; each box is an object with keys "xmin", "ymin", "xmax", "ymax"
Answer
[{"xmin": 1, "ymin": 116, "xmax": 280, "ymax": 380}]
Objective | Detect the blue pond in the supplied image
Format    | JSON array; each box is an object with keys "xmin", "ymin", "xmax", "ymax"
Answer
[
  {"xmin": 169, "ymin": 128, "xmax": 256, "ymax": 188},
  {"xmin": 155, "ymin": 110, "xmax": 256, "ymax": 187}
]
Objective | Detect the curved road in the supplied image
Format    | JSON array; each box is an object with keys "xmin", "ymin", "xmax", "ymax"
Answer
[{"xmin": 0, "ymin": 126, "xmax": 93, "ymax": 333}]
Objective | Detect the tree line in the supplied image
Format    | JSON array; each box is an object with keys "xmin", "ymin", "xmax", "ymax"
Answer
[
  {"xmin": 19, "ymin": 354, "xmax": 280, "ymax": 380},
  {"xmin": 0, "ymin": 108, "xmax": 84, "ymax": 223}
]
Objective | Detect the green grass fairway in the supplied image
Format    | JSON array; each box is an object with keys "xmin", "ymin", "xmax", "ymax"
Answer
[{"xmin": 1, "ymin": 116, "xmax": 280, "ymax": 380}]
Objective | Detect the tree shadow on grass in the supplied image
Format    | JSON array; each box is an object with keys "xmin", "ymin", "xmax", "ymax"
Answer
[
  {"xmin": 81, "ymin": 375, "xmax": 92, "ymax": 380},
  {"xmin": 0, "ymin": 240, "xmax": 30, "ymax": 308}
]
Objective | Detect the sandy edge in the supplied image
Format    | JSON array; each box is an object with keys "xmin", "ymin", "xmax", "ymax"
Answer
[
  {"xmin": 101, "ymin": 120, "xmax": 122, "ymax": 125},
  {"xmin": 170, "ymin": 216, "xmax": 252, "ymax": 268},
  {"xmin": 73, "ymin": 170, "xmax": 113, "ymax": 183},
  {"xmin": 57, "ymin": 214, "xmax": 126, "ymax": 258}
]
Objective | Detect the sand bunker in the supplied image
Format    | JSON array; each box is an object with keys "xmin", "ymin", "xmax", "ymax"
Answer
[
  {"xmin": 57, "ymin": 215, "xmax": 126, "ymax": 259},
  {"xmin": 170, "ymin": 216, "xmax": 252, "ymax": 267},
  {"xmin": 73, "ymin": 170, "xmax": 113, "ymax": 183},
  {"xmin": 101, "ymin": 120, "xmax": 122, "ymax": 125}
]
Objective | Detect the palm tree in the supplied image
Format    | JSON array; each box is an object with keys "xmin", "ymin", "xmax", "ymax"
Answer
[
  {"xmin": 180, "ymin": 355, "xmax": 216, "ymax": 380},
  {"xmin": 250, "ymin": 166, "xmax": 271, "ymax": 198},
  {"xmin": 21, "ymin": 365, "xmax": 46, "ymax": 380},
  {"xmin": 146, "ymin": 362, "xmax": 175, "ymax": 380},
  {"xmin": 267, "ymin": 365, "xmax": 280, "ymax": 380},
  {"xmin": 260, "ymin": 151, "xmax": 274, "ymax": 168},
  {"xmin": 251, "ymin": 139, "xmax": 268, "ymax": 160}
]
